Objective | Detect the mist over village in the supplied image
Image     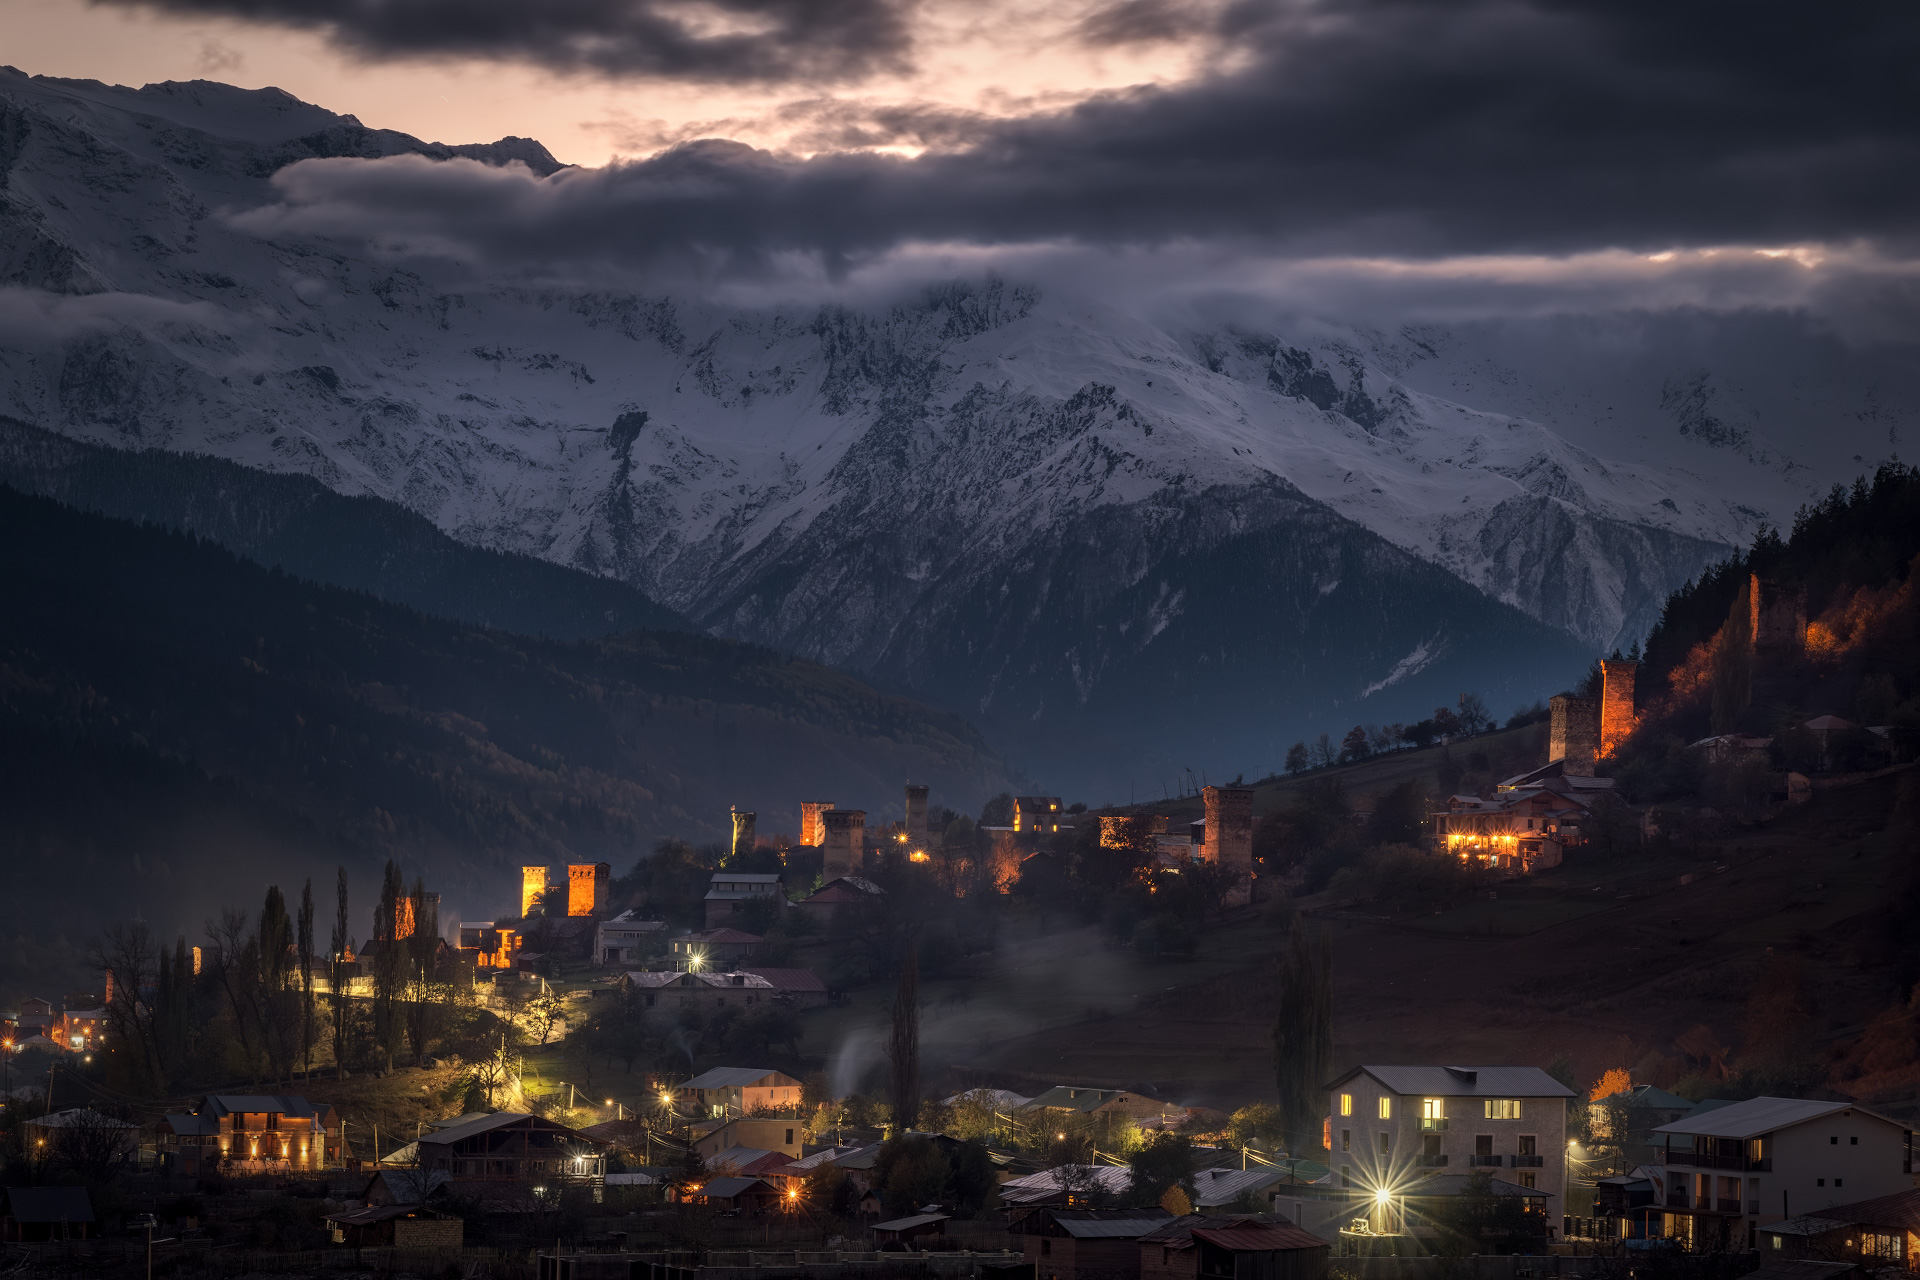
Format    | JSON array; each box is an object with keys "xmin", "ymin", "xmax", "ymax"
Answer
[{"xmin": 2, "ymin": 0, "xmax": 1919, "ymax": 1278}]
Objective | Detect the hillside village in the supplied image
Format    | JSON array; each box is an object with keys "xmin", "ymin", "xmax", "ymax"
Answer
[{"xmin": 2, "ymin": 466, "xmax": 1917, "ymax": 1280}]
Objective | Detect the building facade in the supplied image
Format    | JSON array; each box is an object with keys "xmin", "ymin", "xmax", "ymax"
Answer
[{"xmin": 1326, "ymin": 1065, "xmax": 1574, "ymax": 1220}]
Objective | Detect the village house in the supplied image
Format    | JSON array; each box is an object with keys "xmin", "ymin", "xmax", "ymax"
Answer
[
  {"xmin": 624, "ymin": 968, "xmax": 782, "ymax": 1011},
  {"xmin": 1759, "ymin": 1186, "xmax": 1920, "ymax": 1264},
  {"xmin": 1326, "ymin": 1065, "xmax": 1574, "ymax": 1219},
  {"xmin": 1432, "ymin": 763, "xmax": 1617, "ymax": 873},
  {"xmin": 688, "ymin": 1176, "xmax": 785, "ymax": 1214},
  {"xmin": 1028, "ymin": 1085, "xmax": 1186, "ymax": 1126},
  {"xmin": 413, "ymin": 1112, "xmax": 608, "ymax": 1186},
  {"xmin": 704, "ymin": 873, "xmax": 785, "ymax": 929},
  {"xmin": 1138, "ymin": 1216, "xmax": 1330, "ymax": 1280},
  {"xmin": 1646, "ymin": 1097, "xmax": 1914, "ymax": 1250},
  {"xmin": 594, "ymin": 911, "xmax": 666, "ymax": 965},
  {"xmin": 693, "ymin": 1119, "xmax": 804, "ymax": 1161},
  {"xmin": 1012, "ymin": 1206, "xmax": 1174, "ymax": 1280},
  {"xmin": 1000, "ymin": 1165, "xmax": 1138, "ymax": 1209},
  {"xmin": 455, "ymin": 921, "xmax": 523, "ymax": 971},
  {"xmin": 323, "ymin": 1204, "xmax": 463, "ymax": 1248},
  {"xmin": 1014, "ymin": 797, "xmax": 1068, "ymax": 836},
  {"xmin": 795, "ymin": 876, "xmax": 885, "ymax": 925},
  {"xmin": 740, "ymin": 967, "xmax": 831, "ymax": 1007},
  {"xmin": 155, "ymin": 1094, "xmax": 343, "ymax": 1175},
  {"xmin": 23, "ymin": 1110, "xmax": 139, "ymax": 1165},
  {"xmin": 672, "ymin": 1068, "xmax": 805, "ymax": 1119},
  {"xmin": 671, "ymin": 928, "xmax": 762, "ymax": 970}
]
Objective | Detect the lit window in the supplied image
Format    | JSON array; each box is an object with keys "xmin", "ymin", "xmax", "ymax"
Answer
[
  {"xmin": 1340, "ymin": 1094, "xmax": 1353, "ymax": 1117},
  {"xmin": 1422, "ymin": 1099, "xmax": 1443, "ymax": 1121},
  {"xmin": 1485, "ymin": 1100, "xmax": 1522, "ymax": 1119},
  {"xmin": 1378, "ymin": 1097, "xmax": 1392, "ymax": 1120}
]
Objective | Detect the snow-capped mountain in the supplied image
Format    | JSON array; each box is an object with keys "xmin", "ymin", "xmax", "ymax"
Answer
[{"xmin": 2, "ymin": 68, "xmax": 1907, "ymax": 792}]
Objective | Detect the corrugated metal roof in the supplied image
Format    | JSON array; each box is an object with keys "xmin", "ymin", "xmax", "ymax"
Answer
[
  {"xmin": 1192, "ymin": 1223, "xmax": 1330, "ymax": 1252},
  {"xmin": 679, "ymin": 1067, "xmax": 798, "ymax": 1091},
  {"xmin": 706, "ymin": 1145, "xmax": 775, "ymax": 1170},
  {"xmin": 1190, "ymin": 1166, "xmax": 1292, "ymax": 1206},
  {"xmin": 1327, "ymin": 1066, "xmax": 1575, "ymax": 1099},
  {"xmin": 1650, "ymin": 1096, "xmax": 1876, "ymax": 1139},
  {"xmin": 205, "ymin": 1094, "xmax": 320, "ymax": 1117},
  {"xmin": 162, "ymin": 1113, "xmax": 220, "ymax": 1136},
  {"xmin": 787, "ymin": 1145, "xmax": 863, "ymax": 1170},
  {"xmin": 1765, "ymin": 1187, "xmax": 1920, "ymax": 1234},
  {"xmin": 1058, "ymin": 1216, "xmax": 1176, "ymax": 1238},
  {"xmin": 697, "ymin": 1176, "xmax": 774, "ymax": 1199},
  {"xmin": 874, "ymin": 1213, "xmax": 950, "ymax": 1231},
  {"xmin": 414, "ymin": 1111, "xmax": 599, "ymax": 1147},
  {"xmin": 742, "ymin": 967, "xmax": 827, "ymax": 992},
  {"xmin": 999, "ymin": 1165, "xmax": 1134, "ymax": 1203}
]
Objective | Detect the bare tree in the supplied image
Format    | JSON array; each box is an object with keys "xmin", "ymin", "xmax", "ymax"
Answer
[
  {"xmin": 205, "ymin": 907, "xmax": 265, "ymax": 1086},
  {"xmin": 92, "ymin": 923, "xmax": 166, "ymax": 1092},
  {"xmin": 888, "ymin": 940, "xmax": 920, "ymax": 1132}
]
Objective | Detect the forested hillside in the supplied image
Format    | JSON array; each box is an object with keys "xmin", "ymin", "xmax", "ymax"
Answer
[
  {"xmin": 0, "ymin": 487, "xmax": 1011, "ymax": 998},
  {"xmin": 0, "ymin": 417, "xmax": 688, "ymax": 640}
]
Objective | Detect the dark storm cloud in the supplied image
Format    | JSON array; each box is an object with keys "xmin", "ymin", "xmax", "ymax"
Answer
[
  {"xmin": 231, "ymin": 0, "xmax": 1920, "ymax": 266},
  {"xmin": 94, "ymin": 0, "xmax": 914, "ymax": 83}
]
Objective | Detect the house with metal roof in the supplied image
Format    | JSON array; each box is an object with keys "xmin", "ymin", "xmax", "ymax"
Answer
[
  {"xmin": 1011, "ymin": 1207, "xmax": 1174, "ymax": 1280},
  {"xmin": 625, "ymin": 968, "xmax": 780, "ymax": 1014},
  {"xmin": 1028, "ymin": 1085, "xmax": 1182, "ymax": 1124},
  {"xmin": 154, "ymin": 1094, "xmax": 342, "ymax": 1174},
  {"xmin": 704, "ymin": 874, "xmax": 786, "ymax": 929},
  {"xmin": 670, "ymin": 928, "xmax": 763, "ymax": 970},
  {"xmin": 739, "ymin": 966, "xmax": 831, "ymax": 1006},
  {"xmin": 1000, "ymin": 1164, "xmax": 1136, "ymax": 1208},
  {"xmin": 413, "ymin": 1112, "xmax": 608, "ymax": 1187},
  {"xmin": 1646, "ymin": 1096, "xmax": 1914, "ymax": 1251},
  {"xmin": 687, "ymin": 1175, "xmax": 784, "ymax": 1214},
  {"xmin": 1758, "ymin": 1186, "xmax": 1920, "ymax": 1265},
  {"xmin": 1138, "ymin": 1215, "xmax": 1330, "ymax": 1280},
  {"xmin": 672, "ymin": 1067, "xmax": 805, "ymax": 1119},
  {"xmin": 1325, "ymin": 1066, "xmax": 1573, "ymax": 1224}
]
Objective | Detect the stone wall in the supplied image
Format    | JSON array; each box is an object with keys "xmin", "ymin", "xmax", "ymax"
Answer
[
  {"xmin": 521, "ymin": 866, "xmax": 548, "ymax": 917},
  {"xmin": 731, "ymin": 810, "xmax": 757, "ymax": 861},
  {"xmin": 568, "ymin": 863, "xmax": 610, "ymax": 916},
  {"xmin": 1548, "ymin": 695, "xmax": 1600, "ymax": 777}
]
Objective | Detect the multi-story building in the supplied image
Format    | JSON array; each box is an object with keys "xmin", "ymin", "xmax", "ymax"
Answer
[
  {"xmin": 1646, "ymin": 1097, "xmax": 1914, "ymax": 1250},
  {"xmin": 155, "ymin": 1094, "xmax": 344, "ymax": 1175},
  {"xmin": 414, "ymin": 1112, "xmax": 607, "ymax": 1185},
  {"xmin": 1325, "ymin": 1066, "xmax": 1574, "ymax": 1219},
  {"xmin": 670, "ymin": 1067, "xmax": 805, "ymax": 1119}
]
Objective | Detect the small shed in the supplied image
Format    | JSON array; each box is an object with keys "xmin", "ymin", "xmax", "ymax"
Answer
[
  {"xmin": 1140, "ymin": 1217, "xmax": 1330, "ymax": 1280},
  {"xmin": 325, "ymin": 1204, "xmax": 464, "ymax": 1249},
  {"xmin": 3, "ymin": 1187, "xmax": 95, "ymax": 1242},
  {"xmin": 692, "ymin": 1177, "xmax": 783, "ymax": 1215},
  {"xmin": 874, "ymin": 1213, "xmax": 951, "ymax": 1247}
]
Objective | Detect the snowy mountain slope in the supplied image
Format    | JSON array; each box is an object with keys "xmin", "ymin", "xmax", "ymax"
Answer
[{"xmin": 1, "ymin": 69, "xmax": 1904, "ymax": 789}]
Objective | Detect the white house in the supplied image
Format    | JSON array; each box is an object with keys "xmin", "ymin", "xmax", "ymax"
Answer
[
  {"xmin": 1649, "ymin": 1096, "xmax": 1915, "ymax": 1250},
  {"xmin": 1326, "ymin": 1065, "xmax": 1575, "ymax": 1220}
]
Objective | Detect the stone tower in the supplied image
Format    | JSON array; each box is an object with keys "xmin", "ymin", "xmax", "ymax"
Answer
[
  {"xmin": 1599, "ymin": 659, "xmax": 1639, "ymax": 757},
  {"xmin": 1752, "ymin": 575, "xmax": 1808, "ymax": 654},
  {"xmin": 521, "ymin": 866, "xmax": 548, "ymax": 917},
  {"xmin": 731, "ymin": 808, "xmax": 757, "ymax": 861},
  {"xmin": 821, "ymin": 809, "xmax": 867, "ymax": 879},
  {"xmin": 800, "ymin": 801, "xmax": 835, "ymax": 848},
  {"xmin": 1549, "ymin": 694, "xmax": 1601, "ymax": 777},
  {"xmin": 1201, "ymin": 785, "xmax": 1254, "ymax": 908},
  {"xmin": 567, "ymin": 863, "xmax": 609, "ymax": 917},
  {"xmin": 904, "ymin": 784, "xmax": 930, "ymax": 852}
]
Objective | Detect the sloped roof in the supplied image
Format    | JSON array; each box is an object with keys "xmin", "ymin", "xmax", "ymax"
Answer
[
  {"xmin": 788, "ymin": 1145, "xmax": 863, "ymax": 1170},
  {"xmin": 162, "ymin": 1112, "xmax": 220, "ymax": 1136},
  {"xmin": 325, "ymin": 1204, "xmax": 451, "ymax": 1225},
  {"xmin": 709, "ymin": 874, "xmax": 782, "ymax": 885},
  {"xmin": 999, "ymin": 1164, "xmax": 1134, "ymax": 1203},
  {"xmin": 1027, "ymin": 1085, "xmax": 1137, "ymax": 1111},
  {"xmin": 25, "ymin": 1108, "xmax": 136, "ymax": 1130},
  {"xmin": 874, "ymin": 1213, "xmax": 950, "ymax": 1231},
  {"xmin": 1620, "ymin": 1085, "xmax": 1693, "ymax": 1110},
  {"xmin": 697, "ymin": 1176, "xmax": 777, "ymax": 1199},
  {"xmin": 681, "ymin": 929, "xmax": 763, "ymax": 945},
  {"xmin": 1805, "ymin": 716, "xmax": 1857, "ymax": 731},
  {"xmin": 204, "ymin": 1094, "xmax": 319, "ymax": 1117},
  {"xmin": 742, "ymin": 967, "xmax": 827, "ymax": 993},
  {"xmin": 1651, "ymin": 1097, "xmax": 1899, "ymax": 1140},
  {"xmin": 1762, "ymin": 1187, "xmax": 1920, "ymax": 1234},
  {"xmin": 1327, "ymin": 1066, "xmax": 1575, "ymax": 1098},
  {"xmin": 1189, "ymin": 1165, "xmax": 1294, "ymax": 1206},
  {"xmin": 706, "ymin": 1145, "xmax": 776, "ymax": 1170},
  {"xmin": 679, "ymin": 1067, "xmax": 799, "ymax": 1091},
  {"xmin": 1193, "ymin": 1222, "xmax": 1330, "ymax": 1251},
  {"xmin": 944, "ymin": 1088, "xmax": 1032, "ymax": 1108},
  {"xmin": 6, "ymin": 1187, "xmax": 94, "ymax": 1223},
  {"xmin": 1058, "ymin": 1214, "xmax": 1175, "ymax": 1238}
]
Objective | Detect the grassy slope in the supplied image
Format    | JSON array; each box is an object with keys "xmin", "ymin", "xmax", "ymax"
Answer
[{"xmin": 785, "ymin": 754, "xmax": 1911, "ymax": 1115}]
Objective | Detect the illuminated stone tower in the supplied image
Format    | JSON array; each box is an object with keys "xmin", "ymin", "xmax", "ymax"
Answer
[
  {"xmin": 1201, "ymin": 785, "xmax": 1254, "ymax": 907},
  {"xmin": 521, "ymin": 866, "xmax": 548, "ymax": 917},
  {"xmin": 567, "ymin": 863, "xmax": 610, "ymax": 917},
  {"xmin": 904, "ymin": 784, "xmax": 929, "ymax": 853},
  {"xmin": 800, "ymin": 801, "xmax": 834, "ymax": 848},
  {"xmin": 1599, "ymin": 659, "xmax": 1639, "ymax": 758},
  {"xmin": 731, "ymin": 808, "xmax": 757, "ymax": 861}
]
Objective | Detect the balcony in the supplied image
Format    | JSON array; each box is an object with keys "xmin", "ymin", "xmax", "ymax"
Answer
[
  {"xmin": 1420, "ymin": 1118, "xmax": 1449, "ymax": 1133},
  {"xmin": 1418, "ymin": 1155, "xmax": 1449, "ymax": 1168},
  {"xmin": 1469, "ymin": 1155, "xmax": 1504, "ymax": 1168},
  {"xmin": 1715, "ymin": 1199, "xmax": 1745, "ymax": 1215},
  {"xmin": 1511, "ymin": 1155, "xmax": 1545, "ymax": 1168},
  {"xmin": 1666, "ymin": 1192, "xmax": 1690, "ymax": 1209},
  {"xmin": 1662, "ymin": 1149, "xmax": 1764, "ymax": 1171}
]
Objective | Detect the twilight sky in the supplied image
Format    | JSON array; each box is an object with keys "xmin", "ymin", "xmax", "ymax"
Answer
[{"xmin": 7, "ymin": 0, "xmax": 1920, "ymax": 334}]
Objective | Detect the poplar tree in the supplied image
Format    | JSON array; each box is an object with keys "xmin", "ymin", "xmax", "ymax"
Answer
[
  {"xmin": 888, "ymin": 941, "xmax": 921, "ymax": 1133},
  {"xmin": 330, "ymin": 868, "xmax": 351, "ymax": 1077},
  {"xmin": 297, "ymin": 879, "xmax": 316, "ymax": 1079},
  {"xmin": 372, "ymin": 860, "xmax": 406, "ymax": 1072},
  {"xmin": 1270, "ymin": 924, "xmax": 1333, "ymax": 1156}
]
